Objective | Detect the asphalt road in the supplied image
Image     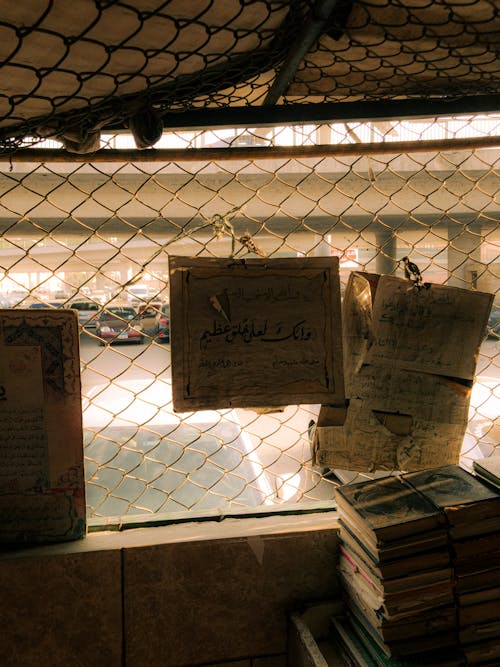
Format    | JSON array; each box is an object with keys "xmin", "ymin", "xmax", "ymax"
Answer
[{"xmin": 78, "ymin": 332, "xmax": 499, "ymax": 518}]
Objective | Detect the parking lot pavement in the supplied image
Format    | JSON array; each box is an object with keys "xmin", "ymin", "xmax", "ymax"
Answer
[{"xmin": 79, "ymin": 333, "xmax": 499, "ymax": 517}]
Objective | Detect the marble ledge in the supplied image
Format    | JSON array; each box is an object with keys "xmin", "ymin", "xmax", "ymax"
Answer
[{"xmin": 0, "ymin": 508, "xmax": 340, "ymax": 561}]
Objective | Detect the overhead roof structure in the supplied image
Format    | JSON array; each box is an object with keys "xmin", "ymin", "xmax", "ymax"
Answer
[{"xmin": 0, "ymin": 0, "xmax": 499, "ymax": 153}]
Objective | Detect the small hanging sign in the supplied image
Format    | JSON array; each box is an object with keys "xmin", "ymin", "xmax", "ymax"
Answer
[
  {"xmin": 169, "ymin": 256, "xmax": 344, "ymax": 411},
  {"xmin": 313, "ymin": 270, "xmax": 494, "ymax": 473}
]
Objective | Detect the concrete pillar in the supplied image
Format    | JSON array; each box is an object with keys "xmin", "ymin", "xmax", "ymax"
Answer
[
  {"xmin": 447, "ymin": 223, "xmax": 482, "ymax": 288},
  {"xmin": 366, "ymin": 229, "xmax": 398, "ymax": 276},
  {"xmin": 95, "ymin": 275, "xmax": 108, "ymax": 290},
  {"xmin": 317, "ymin": 124, "xmax": 331, "ymax": 144},
  {"xmin": 312, "ymin": 234, "xmax": 332, "ymax": 256},
  {"xmin": 122, "ymin": 264, "xmax": 133, "ymax": 285}
]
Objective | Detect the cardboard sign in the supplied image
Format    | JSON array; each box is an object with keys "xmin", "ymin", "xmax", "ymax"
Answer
[
  {"xmin": 0, "ymin": 309, "xmax": 85, "ymax": 544},
  {"xmin": 357, "ymin": 274, "xmax": 492, "ymax": 380},
  {"xmin": 169, "ymin": 256, "xmax": 344, "ymax": 411},
  {"xmin": 313, "ymin": 272, "xmax": 494, "ymax": 473},
  {"xmin": 314, "ymin": 399, "xmax": 468, "ymax": 472}
]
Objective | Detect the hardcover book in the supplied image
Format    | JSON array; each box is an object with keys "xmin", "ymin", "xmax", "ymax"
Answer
[
  {"xmin": 458, "ymin": 598, "xmax": 500, "ymax": 626},
  {"xmin": 336, "ymin": 464, "xmax": 500, "ymax": 664},
  {"xmin": 339, "ymin": 549, "xmax": 454, "ymax": 618},
  {"xmin": 459, "ymin": 620, "xmax": 500, "ymax": 645},
  {"xmin": 331, "ymin": 614, "xmax": 375, "ymax": 666},
  {"xmin": 338, "ymin": 523, "xmax": 451, "ymax": 576},
  {"xmin": 346, "ymin": 602, "xmax": 456, "ymax": 654},
  {"xmin": 452, "ymin": 532, "xmax": 500, "ymax": 561},
  {"xmin": 331, "ymin": 614, "xmax": 466, "ymax": 667},
  {"xmin": 403, "ymin": 464, "xmax": 500, "ymax": 538},
  {"xmin": 335, "ymin": 475, "xmax": 447, "ymax": 546},
  {"xmin": 457, "ymin": 585, "xmax": 500, "ymax": 607},
  {"xmin": 453, "ymin": 549, "xmax": 500, "ymax": 575},
  {"xmin": 462, "ymin": 638, "xmax": 500, "ymax": 666},
  {"xmin": 339, "ymin": 543, "xmax": 453, "ymax": 594},
  {"xmin": 0, "ymin": 309, "xmax": 85, "ymax": 544},
  {"xmin": 340, "ymin": 570, "xmax": 454, "ymax": 621},
  {"xmin": 455, "ymin": 566, "xmax": 500, "ymax": 593}
]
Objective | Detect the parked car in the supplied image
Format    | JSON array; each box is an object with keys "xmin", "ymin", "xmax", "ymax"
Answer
[
  {"xmin": 6, "ymin": 289, "xmax": 30, "ymax": 306},
  {"xmin": 29, "ymin": 301, "xmax": 64, "ymax": 308},
  {"xmin": 487, "ymin": 305, "xmax": 500, "ymax": 339},
  {"xmin": 70, "ymin": 300, "xmax": 100, "ymax": 329},
  {"xmin": 137, "ymin": 302, "xmax": 161, "ymax": 317},
  {"xmin": 137, "ymin": 301, "xmax": 162, "ymax": 334},
  {"xmin": 91, "ymin": 290, "xmax": 110, "ymax": 304},
  {"xmin": 153, "ymin": 303, "xmax": 170, "ymax": 342},
  {"xmin": 95, "ymin": 305, "xmax": 143, "ymax": 345}
]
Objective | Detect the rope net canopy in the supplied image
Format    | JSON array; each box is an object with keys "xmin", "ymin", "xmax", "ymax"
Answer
[{"xmin": 0, "ymin": 0, "xmax": 499, "ymax": 153}]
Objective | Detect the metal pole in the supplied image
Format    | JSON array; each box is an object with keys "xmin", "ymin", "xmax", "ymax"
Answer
[{"xmin": 3, "ymin": 135, "xmax": 500, "ymax": 164}]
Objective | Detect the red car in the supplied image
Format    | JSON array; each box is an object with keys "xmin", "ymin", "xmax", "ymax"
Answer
[
  {"xmin": 96, "ymin": 306, "xmax": 143, "ymax": 345},
  {"xmin": 154, "ymin": 303, "xmax": 170, "ymax": 343}
]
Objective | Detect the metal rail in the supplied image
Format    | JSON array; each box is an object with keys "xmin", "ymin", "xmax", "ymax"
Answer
[{"xmin": 5, "ymin": 134, "xmax": 500, "ymax": 163}]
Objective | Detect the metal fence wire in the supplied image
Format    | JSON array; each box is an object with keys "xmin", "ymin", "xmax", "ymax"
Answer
[
  {"xmin": 0, "ymin": 0, "xmax": 498, "ymax": 526},
  {"xmin": 0, "ymin": 119, "xmax": 498, "ymax": 524}
]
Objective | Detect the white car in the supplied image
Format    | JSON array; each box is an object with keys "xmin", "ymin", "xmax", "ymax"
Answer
[{"xmin": 70, "ymin": 300, "xmax": 100, "ymax": 329}]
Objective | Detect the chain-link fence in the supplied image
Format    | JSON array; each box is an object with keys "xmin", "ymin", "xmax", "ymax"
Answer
[
  {"xmin": 0, "ymin": 1, "xmax": 498, "ymax": 528},
  {"xmin": 0, "ymin": 118, "xmax": 498, "ymax": 527}
]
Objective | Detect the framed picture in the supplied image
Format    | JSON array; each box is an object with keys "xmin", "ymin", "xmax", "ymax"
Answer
[
  {"xmin": 169, "ymin": 256, "xmax": 345, "ymax": 411},
  {"xmin": 0, "ymin": 309, "xmax": 85, "ymax": 544}
]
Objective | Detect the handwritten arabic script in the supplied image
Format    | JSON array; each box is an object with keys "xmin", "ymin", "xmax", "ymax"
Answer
[
  {"xmin": 225, "ymin": 284, "xmax": 313, "ymax": 303},
  {"xmin": 366, "ymin": 276, "xmax": 493, "ymax": 379},
  {"xmin": 0, "ymin": 345, "xmax": 49, "ymax": 493},
  {"xmin": 189, "ymin": 272, "xmax": 329, "ymax": 393},
  {"xmin": 200, "ymin": 318, "xmax": 315, "ymax": 350},
  {"xmin": 169, "ymin": 257, "xmax": 345, "ymax": 409}
]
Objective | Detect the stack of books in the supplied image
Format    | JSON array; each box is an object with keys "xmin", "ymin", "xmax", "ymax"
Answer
[
  {"xmin": 405, "ymin": 465, "xmax": 500, "ymax": 666},
  {"xmin": 333, "ymin": 464, "xmax": 500, "ymax": 666}
]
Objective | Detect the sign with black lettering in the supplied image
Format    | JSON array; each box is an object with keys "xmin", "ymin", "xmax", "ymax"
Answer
[
  {"xmin": 313, "ymin": 272, "xmax": 494, "ymax": 473},
  {"xmin": 169, "ymin": 256, "xmax": 344, "ymax": 411}
]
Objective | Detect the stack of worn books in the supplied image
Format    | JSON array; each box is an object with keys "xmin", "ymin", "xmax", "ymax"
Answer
[
  {"xmin": 409, "ymin": 465, "xmax": 500, "ymax": 667},
  {"xmin": 332, "ymin": 464, "xmax": 500, "ymax": 666}
]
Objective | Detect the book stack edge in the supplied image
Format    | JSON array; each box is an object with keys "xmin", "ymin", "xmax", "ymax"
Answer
[{"xmin": 332, "ymin": 464, "xmax": 500, "ymax": 666}]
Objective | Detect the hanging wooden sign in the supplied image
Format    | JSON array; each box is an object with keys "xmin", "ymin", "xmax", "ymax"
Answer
[{"xmin": 169, "ymin": 256, "xmax": 344, "ymax": 411}]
